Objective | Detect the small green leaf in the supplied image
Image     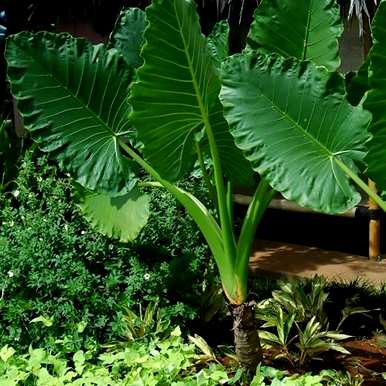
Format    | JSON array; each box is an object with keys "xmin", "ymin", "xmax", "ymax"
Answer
[
  {"xmin": 77, "ymin": 321, "xmax": 88, "ymax": 333},
  {"xmin": 171, "ymin": 326, "xmax": 181, "ymax": 337},
  {"xmin": 0, "ymin": 345, "xmax": 16, "ymax": 363},
  {"xmin": 73, "ymin": 350, "xmax": 86, "ymax": 375},
  {"xmin": 30, "ymin": 315, "xmax": 53, "ymax": 327},
  {"xmin": 325, "ymin": 332, "xmax": 351, "ymax": 340},
  {"xmin": 188, "ymin": 334, "xmax": 216, "ymax": 360}
]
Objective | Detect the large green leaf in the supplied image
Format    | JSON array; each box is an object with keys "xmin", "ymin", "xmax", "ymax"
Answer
[
  {"xmin": 364, "ymin": 0, "xmax": 386, "ymax": 191},
  {"xmin": 110, "ymin": 7, "xmax": 146, "ymax": 68},
  {"xmin": 129, "ymin": 0, "xmax": 221, "ymax": 181},
  {"xmin": 247, "ymin": 0, "xmax": 343, "ymax": 71},
  {"xmin": 221, "ymin": 53, "xmax": 371, "ymax": 213},
  {"xmin": 131, "ymin": 0, "xmax": 229, "ymax": 181},
  {"xmin": 130, "ymin": 0, "xmax": 251, "ymax": 187},
  {"xmin": 207, "ymin": 20, "xmax": 229, "ymax": 66},
  {"xmin": 6, "ymin": 31, "xmax": 135, "ymax": 196},
  {"xmin": 76, "ymin": 185, "xmax": 150, "ymax": 242}
]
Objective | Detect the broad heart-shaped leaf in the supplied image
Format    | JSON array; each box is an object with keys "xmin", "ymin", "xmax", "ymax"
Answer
[
  {"xmin": 364, "ymin": 0, "xmax": 386, "ymax": 191},
  {"xmin": 110, "ymin": 7, "xmax": 146, "ymax": 68},
  {"xmin": 207, "ymin": 20, "xmax": 229, "ymax": 67},
  {"xmin": 247, "ymin": 0, "xmax": 342, "ymax": 71},
  {"xmin": 75, "ymin": 185, "xmax": 150, "ymax": 242},
  {"xmin": 220, "ymin": 53, "xmax": 371, "ymax": 214},
  {"xmin": 130, "ymin": 0, "xmax": 221, "ymax": 182},
  {"xmin": 6, "ymin": 31, "xmax": 136, "ymax": 196}
]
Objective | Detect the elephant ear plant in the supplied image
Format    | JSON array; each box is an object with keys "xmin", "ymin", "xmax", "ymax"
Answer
[{"xmin": 5, "ymin": 0, "xmax": 386, "ymax": 371}]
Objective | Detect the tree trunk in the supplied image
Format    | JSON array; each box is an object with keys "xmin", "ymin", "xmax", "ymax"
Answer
[{"xmin": 232, "ymin": 301, "xmax": 262, "ymax": 370}]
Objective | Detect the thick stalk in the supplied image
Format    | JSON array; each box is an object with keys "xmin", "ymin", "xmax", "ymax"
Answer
[
  {"xmin": 203, "ymin": 116, "xmax": 238, "ymax": 298},
  {"xmin": 195, "ymin": 141, "xmax": 218, "ymax": 210},
  {"xmin": 231, "ymin": 182, "xmax": 274, "ymax": 372},
  {"xmin": 174, "ymin": 7, "xmax": 237, "ymax": 283},
  {"xmin": 118, "ymin": 139, "xmax": 238, "ymax": 299},
  {"xmin": 226, "ymin": 181, "xmax": 234, "ymax": 227},
  {"xmin": 335, "ymin": 159, "xmax": 386, "ymax": 212},
  {"xmin": 232, "ymin": 302, "xmax": 262, "ymax": 371},
  {"xmin": 235, "ymin": 179, "xmax": 275, "ymax": 298}
]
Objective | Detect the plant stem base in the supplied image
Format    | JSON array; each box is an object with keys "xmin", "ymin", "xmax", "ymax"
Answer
[{"xmin": 232, "ymin": 302, "xmax": 262, "ymax": 370}]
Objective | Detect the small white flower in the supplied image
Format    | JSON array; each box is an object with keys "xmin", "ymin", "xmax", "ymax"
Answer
[
  {"xmin": 144, "ymin": 273, "xmax": 150, "ymax": 280},
  {"xmin": 81, "ymin": 230, "xmax": 86, "ymax": 235},
  {"xmin": 109, "ymin": 244, "xmax": 114, "ymax": 251},
  {"xmin": 12, "ymin": 190, "xmax": 20, "ymax": 198},
  {"xmin": 9, "ymin": 221, "xmax": 14, "ymax": 227},
  {"xmin": 7, "ymin": 271, "xmax": 14, "ymax": 278},
  {"xmin": 37, "ymin": 177, "xmax": 43, "ymax": 182},
  {"xmin": 39, "ymin": 237, "xmax": 43, "ymax": 241}
]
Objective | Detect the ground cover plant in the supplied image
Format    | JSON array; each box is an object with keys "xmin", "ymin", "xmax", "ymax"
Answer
[
  {"xmin": 0, "ymin": 326, "xmax": 368, "ymax": 386},
  {"xmin": 5, "ymin": 0, "xmax": 386, "ymax": 373}
]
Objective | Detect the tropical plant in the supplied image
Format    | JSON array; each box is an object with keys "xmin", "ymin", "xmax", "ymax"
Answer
[
  {"xmin": 296, "ymin": 317, "xmax": 350, "ymax": 368},
  {"xmin": 6, "ymin": 0, "xmax": 386, "ymax": 370},
  {"xmin": 256, "ymin": 280, "xmax": 351, "ymax": 368},
  {"xmin": 106, "ymin": 302, "xmax": 171, "ymax": 349}
]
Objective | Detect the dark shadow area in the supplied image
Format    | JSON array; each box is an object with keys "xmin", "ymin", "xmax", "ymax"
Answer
[{"xmin": 234, "ymin": 204, "xmax": 385, "ymax": 257}]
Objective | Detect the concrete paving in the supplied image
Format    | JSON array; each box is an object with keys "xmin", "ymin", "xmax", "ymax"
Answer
[{"xmin": 250, "ymin": 240, "xmax": 386, "ymax": 286}]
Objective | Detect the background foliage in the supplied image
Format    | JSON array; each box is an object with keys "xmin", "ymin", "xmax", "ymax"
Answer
[{"xmin": 0, "ymin": 149, "xmax": 215, "ymax": 350}]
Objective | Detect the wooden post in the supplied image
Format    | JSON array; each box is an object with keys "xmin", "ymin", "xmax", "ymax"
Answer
[
  {"xmin": 368, "ymin": 179, "xmax": 381, "ymax": 260},
  {"xmin": 363, "ymin": 9, "xmax": 381, "ymax": 261}
]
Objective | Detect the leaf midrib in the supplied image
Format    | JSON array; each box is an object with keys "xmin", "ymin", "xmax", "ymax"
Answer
[
  {"xmin": 257, "ymin": 87, "xmax": 334, "ymax": 160},
  {"xmin": 302, "ymin": 0, "xmax": 313, "ymax": 60},
  {"xmin": 173, "ymin": 0, "xmax": 209, "ymax": 132}
]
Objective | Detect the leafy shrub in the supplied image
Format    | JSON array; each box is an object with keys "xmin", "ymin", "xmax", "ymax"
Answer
[{"xmin": 0, "ymin": 149, "xmax": 215, "ymax": 350}]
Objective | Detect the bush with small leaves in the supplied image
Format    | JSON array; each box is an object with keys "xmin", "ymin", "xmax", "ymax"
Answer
[{"xmin": 0, "ymin": 149, "xmax": 216, "ymax": 350}]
